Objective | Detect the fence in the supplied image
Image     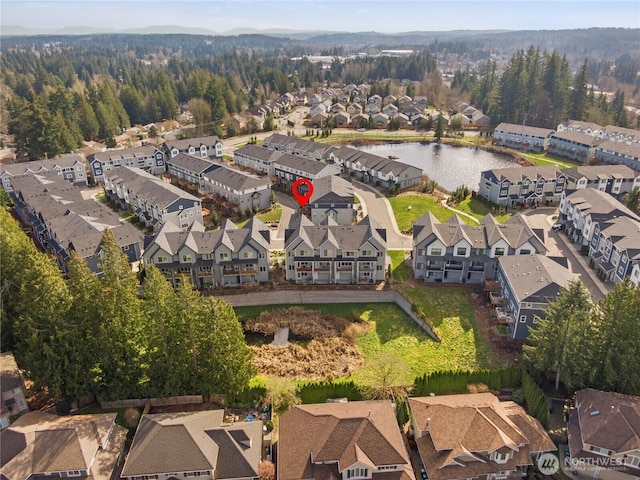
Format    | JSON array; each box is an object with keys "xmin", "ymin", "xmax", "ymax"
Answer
[{"xmin": 100, "ymin": 395, "xmax": 203, "ymax": 409}]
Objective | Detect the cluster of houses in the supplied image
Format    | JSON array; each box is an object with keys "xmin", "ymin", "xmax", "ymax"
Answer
[
  {"xmin": 307, "ymin": 88, "xmax": 431, "ymax": 128},
  {"xmin": 3, "ymin": 355, "xmax": 638, "ymax": 480},
  {"xmin": 493, "ymin": 120, "xmax": 640, "ymax": 169}
]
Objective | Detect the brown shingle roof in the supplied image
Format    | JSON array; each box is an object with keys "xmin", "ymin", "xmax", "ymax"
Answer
[{"xmin": 278, "ymin": 401, "xmax": 414, "ymax": 480}]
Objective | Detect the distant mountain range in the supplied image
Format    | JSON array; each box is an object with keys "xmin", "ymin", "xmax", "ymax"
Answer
[{"xmin": 0, "ymin": 24, "xmax": 343, "ymax": 37}]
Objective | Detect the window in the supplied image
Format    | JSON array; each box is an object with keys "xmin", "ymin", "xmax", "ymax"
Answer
[
  {"xmin": 430, "ymin": 248, "xmax": 442, "ymax": 256},
  {"xmin": 260, "ymin": 266, "xmax": 266, "ymax": 272},
  {"xmin": 418, "ymin": 249, "xmax": 426, "ymax": 256},
  {"xmin": 243, "ymin": 251, "xmax": 254, "ymax": 259},
  {"xmin": 323, "ymin": 249, "xmax": 332, "ymax": 257},
  {"xmin": 456, "ymin": 247, "xmax": 467, "ymax": 256},
  {"xmin": 182, "ymin": 255, "xmax": 192, "ymax": 262},
  {"xmin": 156, "ymin": 256, "xmax": 169, "ymax": 263},
  {"xmin": 520, "ymin": 315, "xmax": 527, "ymax": 323},
  {"xmin": 299, "ymin": 249, "xmax": 309, "ymax": 256},
  {"xmin": 259, "ymin": 253, "xmax": 266, "ymax": 259},
  {"xmin": 345, "ymin": 251, "xmax": 355, "ymax": 257},
  {"xmin": 219, "ymin": 252, "xmax": 229, "ymax": 260},
  {"xmin": 203, "ymin": 253, "xmax": 213, "ymax": 260},
  {"xmin": 494, "ymin": 247, "xmax": 505, "ymax": 256},
  {"xmin": 361, "ymin": 249, "xmax": 372, "ymax": 256},
  {"xmin": 347, "ymin": 468, "xmax": 368, "ymax": 479},
  {"xmin": 519, "ymin": 249, "xmax": 531, "ymax": 254}
]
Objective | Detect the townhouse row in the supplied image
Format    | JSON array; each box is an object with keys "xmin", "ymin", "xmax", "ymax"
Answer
[
  {"xmin": 493, "ymin": 121, "xmax": 640, "ymax": 169},
  {"xmin": 479, "ymin": 164, "xmax": 640, "ymax": 207},
  {"xmin": 558, "ymin": 187, "xmax": 640, "ymax": 284}
]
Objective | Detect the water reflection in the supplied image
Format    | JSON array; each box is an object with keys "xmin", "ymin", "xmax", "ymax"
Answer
[{"xmin": 351, "ymin": 142, "xmax": 518, "ymax": 191}]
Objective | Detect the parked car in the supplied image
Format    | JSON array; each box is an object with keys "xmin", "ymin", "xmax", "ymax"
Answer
[
  {"xmin": 420, "ymin": 467, "xmax": 428, "ymax": 480},
  {"xmin": 552, "ymin": 223, "xmax": 563, "ymax": 231}
]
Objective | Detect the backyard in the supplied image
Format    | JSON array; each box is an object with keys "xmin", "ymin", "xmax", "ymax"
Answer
[
  {"xmin": 234, "ymin": 285, "xmax": 506, "ymax": 387},
  {"xmin": 388, "ymin": 250, "xmax": 411, "ymax": 281}
]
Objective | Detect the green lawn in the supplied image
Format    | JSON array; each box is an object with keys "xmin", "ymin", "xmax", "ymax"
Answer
[
  {"xmin": 454, "ymin": 197, "xmax": 512, "ymax": 223},
  {"xmin": 389, "ymin": 194, "xmax": 476, "ymax": 230},
  {"xmin": 518, "ymin": 152, "xmax": 579, "ymax": 169},
  {"xmin": 237, "ymin": 204, "xmax": 282, "ymax": 228},
  {"xmin": 388, "ymin": 250, "xmax": 411, "ymax": 281},
  {"xmin": 235, "ymin": 292, "xmax": 502, "ymax": 386},
  {"xmin": 73, "ymin": 404, "xmax": 141, "ymax": 437}
]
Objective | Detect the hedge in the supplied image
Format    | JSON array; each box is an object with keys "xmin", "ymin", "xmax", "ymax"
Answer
[
  {"xmin": 412, "ymin": 367, "xmax": 522, "ymax": 396},
  {"xmin": 522, "ymin": 370, "xmax": 550, "ymax": 429},
  {"xmin": 298, "ymin": 381, "xmax": 363, "ymax": 404}
]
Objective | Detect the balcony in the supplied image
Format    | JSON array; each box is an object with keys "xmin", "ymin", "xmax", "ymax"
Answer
[
  {"xmin": 240, "ymin": 268, "xmax": 257, "ymax": 274},
  {"xmin": 489, "ymin": 291, "xmax": 506, "ymax": 307},
  {"xmin": 222, "ymin": 267, "xmax": 239, "ymax": 275},
  {"xmin": 315, "ymin": 263, "xmax": 331, "ymax": 271},
  {"xmin": 358, "ymin": 264, "xmax": 374, "ymax": 271},
  {"xmin": 336, "ymin": 265, "xmax": 354, "ymax": 272},
  {"xmin": 296, "ymin": 267, "xmax": 312, "ymax": 272},
  {"xmin": 445, "ymin": 262, "xmax": 463, "ymax": 270},
  {"xmin": 495, "ymin": 307, "xmax": 515, "ymax": 324},
  {"xmin": 426, "ymin": 263, "xmax": 443, "ymax": 271}
]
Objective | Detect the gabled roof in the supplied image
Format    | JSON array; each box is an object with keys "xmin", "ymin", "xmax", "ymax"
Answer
[
  {"xmin": 234, "ymin": 144, "xmax": 284, "ymax": 163},
  {"xmin": 167, "ymin": 153, "xmax": 219, "ymax": 175},
  {"xmin": 164, "ymin": 135, "xmax": 222, "ymax": 152},
  {"xmin": 494, "ymin": 123, "xmax": 554, "ymax": 137},
  {"xmin": 551, "ymin": 130, "xmax": 603, "ymax": 147},
  {"xmin": 484, "ymin": 165, "xmax": 562, "ymax": 184},
  {"xmin": 203, "ymin": 165, "xmax": 270, "ymax": 192},
  {"xmin": 0, "ymin": 411, "xmax": 124, "ymax": 480},
  {"xmin": 285, "ymin": 215, "xmax": 385, "ymax": 251},
  {"xmin": 1, "ymin": 154, "xmax": 85, "ymax": 177},
  {"xmin": 273, "ymin": 154, "xmax": 338, "ymax": 176},
  {"xmin": 563, "ymin": 164, "xmax": 639, "ymax": 182},
  {"xmin": 121, "ymin": 411, "xmax": 261, "ymax": 480},
  {"xmin": 278, "ymin": 400, "xmax": 414, "ymax": 480},
  {"xmin": 565, "ymin": 188, "xmax": 640, "ymax": 222},
  {"xmin": 310, "ymin": 175, "xmax": 354, "ymax": 204},
  {"xmin": 498, "ymin": 254, "xmax": 578, "ymax": 303},
  {"xmin": 595, "ymin": 139, "xmax": 640, "ymax": 159},
  {"xmin": 571, "ymin": 389, "xmax": 640, "ymax": 454},
  {"xmin": 89, "ymin": 145, "xmax": 161, "ymax": 163},
  {"xmin": 409, "ymin": 394, "xmax": 554, "ymax": 480},
  {"xmin": 0, "ymin": 352, "xmax": 25, "ymax": 393}
]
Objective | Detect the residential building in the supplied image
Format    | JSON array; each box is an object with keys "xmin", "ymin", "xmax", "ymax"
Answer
[
  {"xmin": 120, "ymin": 411, "xmax": 261, "ymax": 480},
  {"xmin": 143, "ymin": 218, "xmax": 270, "ymax": 288},
  {"xmin": 88, "ymin": 146, "xmax": 165, "ymax": 184},
  {"xmin": 588, "ymin": 216, "xmax": 640, "ymax": 284},
  {"xmin": 595, "ymin": 140, "xmax": 640, "ymax": 170},
  {"xmin": 234, "ymin": 144, "xmax": 284, "ymax": 175},
  {"xmin": 479, "ymin": 165, "xmax": 567, "ymax": 207},
  {"xmin": 329, "ymin": 146, "xmax": 422, "ymax": 189},
  {"xmin": 558, "ymin": 188, "xmax": 640, "ymax": 248},
  {"xmin": 263, "ymin": 133, "xmax": 335, "ymax": 161},
  {"xmin": 273, "ymin": 153, "xmax": 341, "ymax": 188},
  {"xmin": 409, "ymin": 393, "xmax": 555, "ymax": 480},
  {"xmin": 495, "ymin": 254, "xmax": 578, "ymax": 340},
  {"xmin": 10, "ymin": 173, "xmax": 143, "ymax": 274},
  {"xmin": 412, "ymin": 213, "xmax": 546, "ymax": 283},
  {"xmin": 0, "ymin": 353, "xmax": 28, "ymax": 429},
  {"xmin": 202, "ymin": 165, "xmax": 272, "ymax": 211},
  {"xmin": 1, "ymin": 154, "xmax": 87, "ymax": 192},
  {"xmin": 163, "ymin": 135, "xmax": 224, "ymax": 160},
  {"xmin": 568, "ymin": 389, "xmax": 640, "ymax": 480},
  {"xmin": 278, "ymin": 400, "xmax": 415, "ymax": 480},
  {"xmin": 493, "ymin": 123, "xmax": 555, "ymax": 152},
  {"xmin": 166, "ymin": 153, "xmax": 220, "ymax": 189},
  {"xmin": 308, "ymin": 175, "xmax": 355, "ymax": 225},
  {"xmin": 598, "ymin": 125, "xmax": 640, "ymax": 146},
  {"xmin": 284, "ymin": 215, "xmax": 386, "ymax": 284},
  {"xmin": 104, "ymin": 166, "xmax": 203, "ymax": 231},
  {"xmin": 563, "ymin": 164, "xmax": 640, "ymax": 197},
  {"xmin": 548, "ymin": 131, "xmax": 602, "ymax": 163},
  {"xmin": 0, "ymin": 411, "xmax": 127, "ymax": 480},
  {"xmin": 556, "ymin": 120, "xmax": 604, "ymax": 137}
]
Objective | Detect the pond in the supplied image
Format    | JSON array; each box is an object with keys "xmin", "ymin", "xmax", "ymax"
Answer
[{"xmin": 351, "ymin": 142, "xmax": 519, "ymax": 192}]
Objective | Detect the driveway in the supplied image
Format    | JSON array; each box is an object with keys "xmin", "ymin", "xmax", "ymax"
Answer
[
  {"xmin": 522, "ymin": 209, "xmax": 613, "ymax": 301},
  {"xmin": 352, "ymin": 181, "xmax": 412, "ymax": 249},
  {"xmin": 270, "ymin": 191, "xmax": 299, "ymax": 250}
]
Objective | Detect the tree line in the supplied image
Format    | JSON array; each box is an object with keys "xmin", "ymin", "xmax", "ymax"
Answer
[
  {"xmin": 452, "ymin": 47, "xmax": 633, "ymax": 129},
  {"xmin": 523, "ymin": 280, "xmax": 640, "ymax": 395},
  {"xmin": 0, "ymin": 209, "xmax": 254, "ymax": 403}
]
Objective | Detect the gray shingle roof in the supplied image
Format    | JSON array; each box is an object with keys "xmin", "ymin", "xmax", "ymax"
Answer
[
  {"xmin": 121, "ymin": 411, "xmax": 261, "ymax": 480},
  {"xmin": 551, "ymin": 130, "xmax": 603, "ymax": 146},
  {"xmin": 89, "ymin": 145, "xmax": 160, "ymax": 163},
  {"xmin": 1, "ymin": 154, "xmax": 85, "ymax": 176},
  {"xmin": 203, "ymin": 165, "xmax": 270, "ymax": 192},
  {"xmin": 309, "ymin": 175, "xmax": 353, "ymax": 204},
  {"xmin": 566, "ymin": 188, "xmax": 640, "ymax": 221},
  {"xmin": 274, "ymin": 154, "xmax": 335, "ymax": 175},
  {"xmin": 0, "ymin": 353, "xmax": 24, "ymax": 393},
  {"xmin": 234, "ymin": 144, "xmax": 283, "ymax": 163},
  {"xmin": 168, "ymin": 153, "xmax": 219, "ymax": 174},
  {"xmin": 498, "ymin": 254, "xmax": 578, "ymax": 303},
  {"xmin": 164, "ymin": 135, "xmax": 221, "ymax": 152},
  {"xmin": 494, "ymin": 123, "xmax": 555, "ymax": 137},
  {"xmin": 563, "ymin": 164, "xmax": 638, "ymax": 182}
]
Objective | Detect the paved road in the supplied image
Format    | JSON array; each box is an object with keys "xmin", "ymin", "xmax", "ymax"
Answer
[
  {"xmin": 271, "ymin": 191, "xmax": 298, "ymax": 250},
  {"xmin": 522, "ymin": 209, "xmax": 613, "ymax": 301},
  {"xmin": 352, "ymin": 181, "xmax": 412, "ymax": 249}
]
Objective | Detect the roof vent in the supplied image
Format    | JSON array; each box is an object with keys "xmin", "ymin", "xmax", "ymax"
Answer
[{"xmin": 590, "ymin": 410, "xmax": 600, "ymax": 416}]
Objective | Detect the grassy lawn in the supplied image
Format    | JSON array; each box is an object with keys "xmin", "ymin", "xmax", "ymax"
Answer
[
  {"xmin": 237, "ymin": 204, "xmax": 282, "ymax": 228},
  {"xmin": 519, "ymin": 152, "xmax": 579, "ymax": 169},
  {"xmin": 389, "ymin": 194, "xmax": 475, "ymax": 230},
  {"xmin": 388, "ymin": 250, "xmax": 411, "ymax": 281},
  {"xmin": 235, "ymin": 293, "xmax": 502, "ymax": 386},
  {"xmin": 73, "ymin": 404, "xmax": 140, "ymax": 437},
  {"xmin": 453, "ymin": 197, "xmax": 512, "ymax": 223}
]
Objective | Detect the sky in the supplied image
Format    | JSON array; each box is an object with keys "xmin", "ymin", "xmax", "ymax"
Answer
[{"xmin": 2, "ymin": 1, "xmax": 639, "ymax": 33}]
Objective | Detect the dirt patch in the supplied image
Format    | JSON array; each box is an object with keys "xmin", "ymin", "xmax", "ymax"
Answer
[{"xmin": 245, "ymin": 307, "xmax": 367, "ymax": 380}]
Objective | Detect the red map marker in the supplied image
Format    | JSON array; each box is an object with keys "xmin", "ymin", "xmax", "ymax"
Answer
[{"xmin": 292, "ymin": 178, "xmax": 314, "ymax": 207}]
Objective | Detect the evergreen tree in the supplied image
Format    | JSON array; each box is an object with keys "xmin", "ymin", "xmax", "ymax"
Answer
[
  {"xmin": 591, "ymin": 280, "xmax": 640, "ymax": 394},
  {"xmin": 434, "ymin": 112, "xmax": 445, "ymax": 141},
  {"xmin": 569, "ymin": 59, "xmax": 589, "ymax": 121},
  {"xmin": 523, "ymin": 280, "xmax": 594, "ymax": 391}
]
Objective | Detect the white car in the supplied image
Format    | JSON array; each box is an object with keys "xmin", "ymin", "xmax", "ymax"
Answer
[{"xmin": 552, "ymin": 223, "xmax": 563, "ymax": 231}]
